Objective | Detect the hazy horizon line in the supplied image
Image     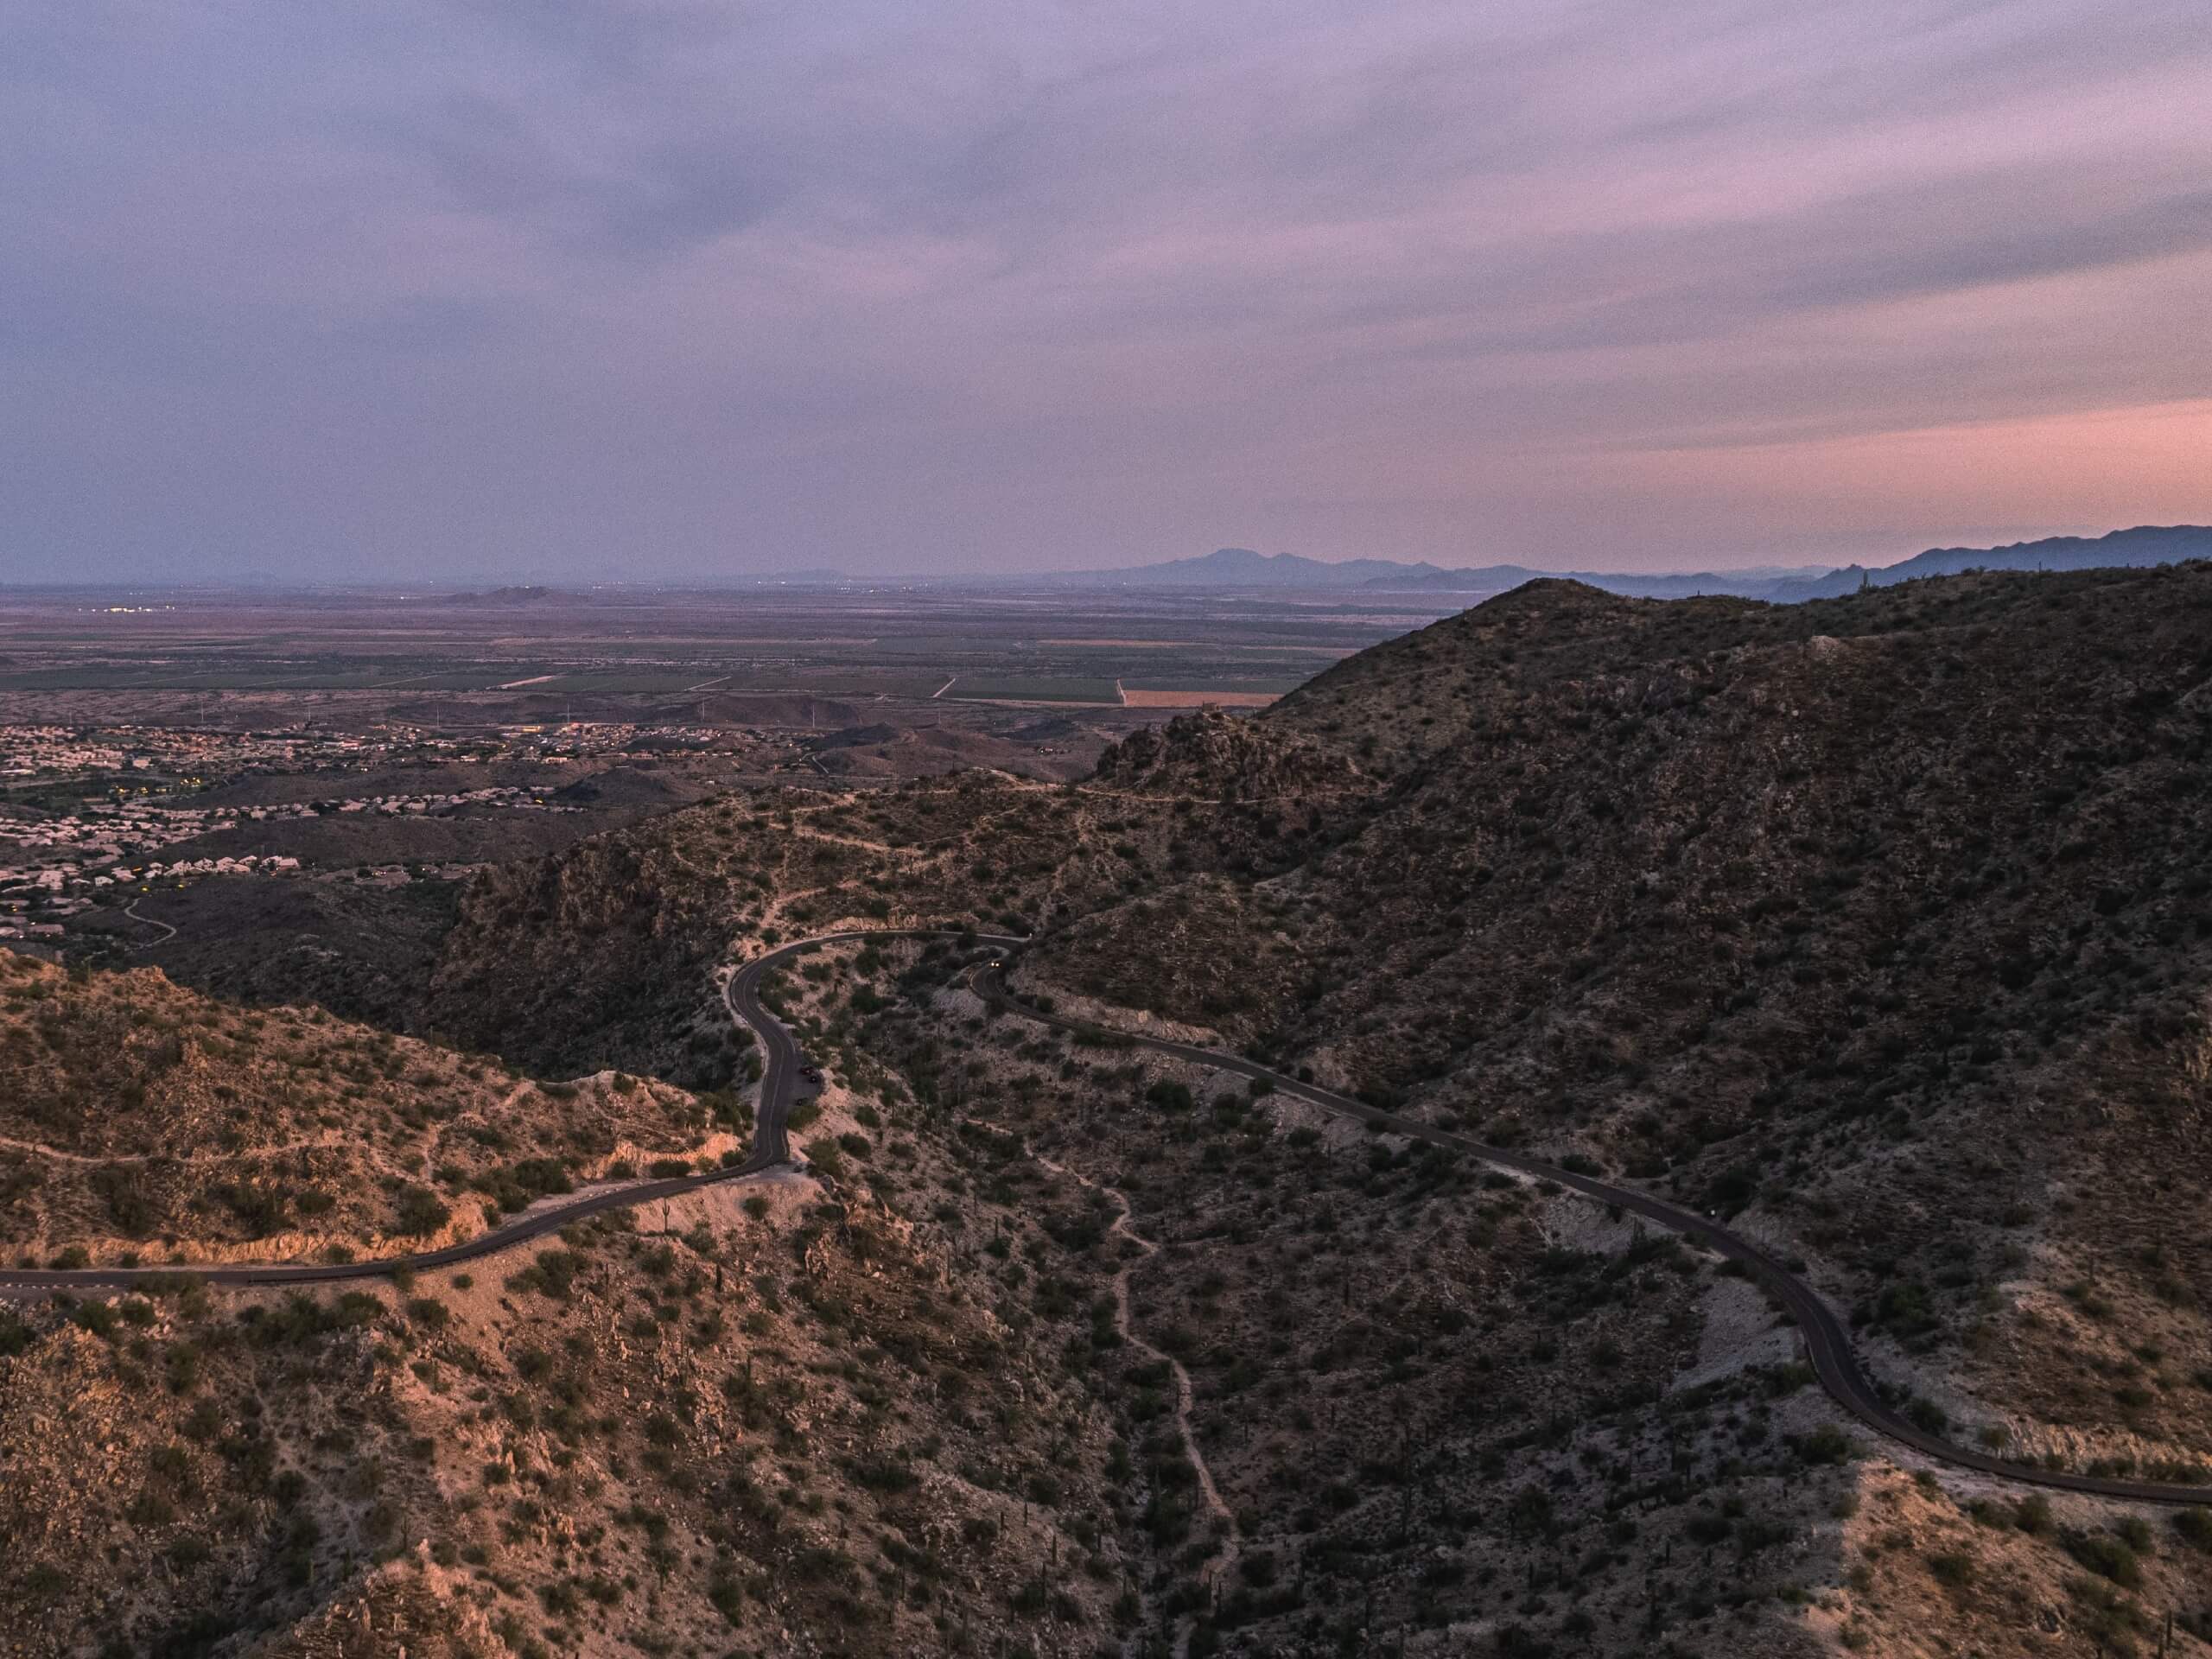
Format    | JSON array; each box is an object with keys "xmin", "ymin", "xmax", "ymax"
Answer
[{"xmin": 12, "ymin": 521, "xmax": 2209, "ymax": 596}]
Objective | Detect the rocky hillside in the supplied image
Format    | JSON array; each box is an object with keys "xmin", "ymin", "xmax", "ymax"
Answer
[
  {"xmin": 1047, "ymin": 563, "xmax": 2212, "ymax": 1469},
  {"xmin": 32, "ymin": 561, "xmax": 2212, "ymax": 1659},
  {"xmin": 426, "ymin": 829, "xmax": 740, "ymax": 1088},
  {"xmin": 0, "ymin": 944, "xmax": 1166, "ymax": 1659},
  {"xmin": 423, "ymin": 771, "xmax": 1328, "ymax": 1081},
  {"xmin": 1, "ymin": 1160, "xmax": 1123, "ymax": 1658},
  {"xmin": 423, "ymin": 561, "xmax": 2212, "ymax": 1472},
  {"xmin": 0, "ymin": 952, "xmax": 727, "ymax": 1263},
  {"xmin": 1088, "ymin": 709, "xmax": 1369, "ymax": 801}
]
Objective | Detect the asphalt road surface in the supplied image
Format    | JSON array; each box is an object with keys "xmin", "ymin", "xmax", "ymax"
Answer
[
  {"xmin": 0, "ymin": 928, "xmax": 1014, "ymax": 1295},
  {"xmin": 4, "ymin": 926, "xmax": 2207, "ymax": 1506},
  {"xmin": 967, "ymin": 965, "xmax": 2212, "ymax": 1508},
  {"xmin": 724, "ymin": 929, "xmax": 1027, "ymax": 1166}
]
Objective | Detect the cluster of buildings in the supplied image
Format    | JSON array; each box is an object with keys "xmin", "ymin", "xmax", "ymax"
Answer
[
  {"xmin": 0, "ymin": 718, "xmax": 756, "ymax": 948},
  {"xmin": 3, "ymin": 785, "xmax": 569, "ymax": 879},
  {"xmin": 518, "ymin": 721, "xmax": 728, "ymax": 755},
  {"xmin": 0, "ymin": 724, "xmax": 336, "ymax": 782},
  {"xmin": 0, "ymin": 724, "xmax": 595, "ymax": 942}
]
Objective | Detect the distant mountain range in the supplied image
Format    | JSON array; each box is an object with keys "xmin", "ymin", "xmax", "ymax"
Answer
[
  {"xmin": 1040, "ymin": 526, "xmax": 2212, "ymax": 602},
  {"xmin": 1052, "ymin": 547, "xmax": 1473, "ymax": 589}
]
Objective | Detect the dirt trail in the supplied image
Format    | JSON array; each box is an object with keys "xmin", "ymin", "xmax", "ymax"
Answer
[
  {"xmin": 786, "ymin": 825, "xmax": 934, "ymax": 858},
  {"xmin": 789, "ymin": 797, "xmax": 1034, "ymax": 852},
  {"xmin": 1014, "ymin": 1140, "xmax": 1241, "ymax": 1650},
  {"xmin": 0, "ymin": 1130, "xmax": 356, "ymax": 1166},
  {"xmin": 124, "ymin": 898, "xmax": 178, "ymax": 949},
  {"xmin": 996, "ymin": 777, "xmax": 1370, "ymax": 807}
]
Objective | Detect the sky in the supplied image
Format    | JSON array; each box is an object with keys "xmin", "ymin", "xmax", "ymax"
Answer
[{"xmin": 3, "ymin": 1, "xmax": 2208, "ymax": 582}]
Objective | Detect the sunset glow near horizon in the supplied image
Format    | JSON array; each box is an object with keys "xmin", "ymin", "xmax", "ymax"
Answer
[{"xmin": 4, "ymin": 2, "xmax": 2207, "ymax": 582}]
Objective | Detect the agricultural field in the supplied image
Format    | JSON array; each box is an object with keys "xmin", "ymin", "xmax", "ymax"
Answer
[
  {"xmin": 943, "ymin": 675, "xmax": 1127, "ymax": 704},
  {"xmin": 0, "ymin": 579, "xmax": 1408, "ymax": 966},
  {"xmin": 0, "ymin": 582, "xmax": 1408, "ymax": 728}
]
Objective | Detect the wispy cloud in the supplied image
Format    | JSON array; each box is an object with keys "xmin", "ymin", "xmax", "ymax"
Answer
[{"xmin": 2, "ymin": 0, "xmax": 2207, "ymax": 576}]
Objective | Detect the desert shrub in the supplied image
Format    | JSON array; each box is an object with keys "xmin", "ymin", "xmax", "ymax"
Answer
[
  {"xmin": 2063, "ymin": 1530, "xmax": 2142, "ymax": 1587},
  {"xmin": 165, "ymin": 1341, "xmax": 202, "ymax": 1394},
  {"xmin": 2172, "ymin": 1507, "xmax": 2212, "ymax": 1553},
  {"xmin": 167, "ymin": 1535, "xmax": 212, "ymax": 1570},
  {"xmin": 1493, "ymin": 1625, "xmax": 1552, "ymax": 1657},
  {"xmin": 1735, "ymin": 1516, "xmax": 1793, "ymax": 1554},
  {"xmin": 91, "ymin": 1166, "xmax": 156, "ymax": 1237},
  {"xmin": 708, "ymin": 1572, "xmax": 745, "ymax": 1624},
  {"xmin": 240, "ymin": 1290, "xmax": 384, "ymax": 1348},
  {"xmin": 1904, "ymin": 1396, "xmax": 1950, "ymax": 1434},
  {"xmin": 1146, "ymin": 1080, "xmax": 1194, "ymax": 1113},
  {"xmin": 1872, "ymin": 1281, "xmax": 1939, "ymax": 1336},
  {"xmin": 1683, "ymin": 1510, "xmax": 1733, "ymax": 1547},
  {"xmin": 212, "ymin": 1182, "xmax": 289, "ymax": 1237},
  {"xmin": 1508, "ymin": 1484, "xmax": 1556, "ymax": 1540},
  {"xmin": 1789, "ymin": 1424, "xmax": 1859, "ymax": 1466},
  {"xmin": 476, "ymin": 1158, "xmax": 573, "ymax": 1212},
  {"xmin": 1927, "ymin": 1550, "xmax": 1974, "ymax": 1587},
  {"xmin": 846, "ymin": 1456, "xmax": 918, "ymax": 1494},
  {"xmin": 392, "ymin": 1186, "xmax": 449, "ymax": 1236}
]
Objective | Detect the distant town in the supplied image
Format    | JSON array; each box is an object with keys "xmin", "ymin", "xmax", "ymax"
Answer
[{"xmin": 0, "ymin": 720, "xmax": 746, "ymax": 942}]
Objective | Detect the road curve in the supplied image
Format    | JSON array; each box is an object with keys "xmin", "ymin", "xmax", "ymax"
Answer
[
  {"xmin": 8, "ymin": 927, "xmax": 2208, "ymax": 1507},
  {"xmin": 726, "ymin": 929, "xmax": 1027, "ymax": 1167},
  {"xmin": 124, "ymin": 899, "xmax": 179, "ymax": 950},
  {"xmin": 969, "ymin": 966, "xmax": 2212, "ymax": 1508},
  {"xmin": 0, "ymin": 929, "xmax": 1017, "ymax": 1296}
]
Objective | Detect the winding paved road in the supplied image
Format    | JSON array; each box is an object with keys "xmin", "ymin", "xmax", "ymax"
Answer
[
  {"xmin": 723, "ymin": 929, "xmax": 1027, "ymax": 1166},
  {"xmin": 966, "ymin": 966, "xmax": 2212, "ymax": 1508},
  {"xmin": 3, "ymin": 926, "xmax": 2206, "ymax": 1507},
  {"xmin": 0, "ymin": 929, "xmax": 1014, "ymax": 1295}
]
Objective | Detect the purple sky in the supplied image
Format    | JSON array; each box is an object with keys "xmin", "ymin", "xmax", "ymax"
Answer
[{"xmin": 4, "ymin": 1, "xmax": 2208, "ymax": 581}]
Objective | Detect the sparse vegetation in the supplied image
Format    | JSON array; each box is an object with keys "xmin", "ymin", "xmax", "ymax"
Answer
[{"xmin": 14, "ymin": 564, "xmax": 2212, "ymax": 1656}]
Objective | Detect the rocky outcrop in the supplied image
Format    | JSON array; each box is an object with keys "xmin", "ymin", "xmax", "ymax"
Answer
[{"xmin": 1090, "ymin": 709, "xmax": 1368, "ymax": 800}]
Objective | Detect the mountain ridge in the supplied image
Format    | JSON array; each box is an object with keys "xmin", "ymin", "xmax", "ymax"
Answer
[
  {"xmin": 1032, "ymin": 524, "xmax": 2212, "ymax": 601},
  {"xmin": 16, "ymin": 562, "xmax": 2212, "ymax": 1658}
]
